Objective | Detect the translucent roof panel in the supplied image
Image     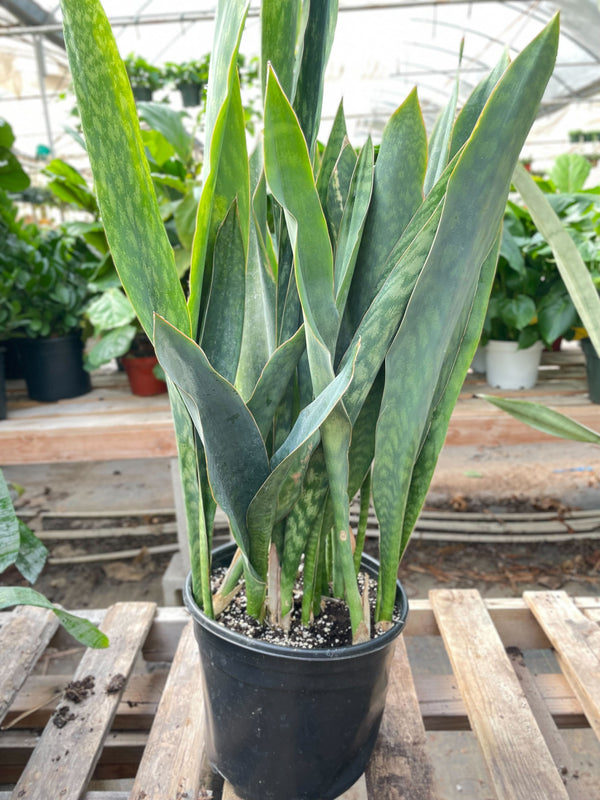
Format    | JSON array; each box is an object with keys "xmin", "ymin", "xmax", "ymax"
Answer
[{"xmin": 0, "ymin": 0, "xmax": 599, "ymax": 173}]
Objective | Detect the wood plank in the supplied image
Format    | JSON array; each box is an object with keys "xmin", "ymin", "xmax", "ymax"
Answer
[
  {"xmin": 430, "ymin": 589, "xmax": 570, "ymax": 800},
  {"xmin": 0, "ymin": 412, "xmax": 177, "ymax": 464},
  {"xmin": 525, "ymin": 591, "xmax": 600, "ymax": 738},
  {"xmin": 0, "ymin": 730, "xmax": 147, "ymax": 781},
  {"xmin": 507, "ymin": 647, "xmax": 585, "ymax": 799},
  {"xmin": 11, "ymin": 602, "xmax": 156, "ymax": 800},
  {"xmin": 366, "ymin": 635, "xmax": 436, "ymax": 799},
  {"xmin": 129, "ymin": 621, "xmax": 207, "ymax": 800},
  {"xmin": 3, "ymin": 672, "xmax": 167, "ymax": 731},
  {"xmin": 0, "ymin": 606, "xmax": 59, "ymax": 725}
]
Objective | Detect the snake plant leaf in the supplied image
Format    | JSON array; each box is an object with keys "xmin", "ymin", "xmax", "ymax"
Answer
[
  {"xmin": 191, "ymin": 69, "xmax": 250, "ymax": 337},
  {"xmin": 334, "ymin": 138, "xmax": 375, "ymax": 313},
  {"xmin": 478, "ymin": 395, "xmax": 600, "ymax": 444},
  {"xmin": 449, "ymin": 50, "xmax": 510, "ymax": 159},
  {"xmin": 349, "ymin": 90, "xmax": 428, "ymax": 325},
  {"xmin": 14, "ymin": 522, "xmax": 48, "ymax": 585},
  {"xmin": 0, "ymin": 469, "xmax": 19, "ymax": 573},
  {"xmin": 236, "ymin": 146, "xmax": 277, "ymax": 400},
  {"xmin": 247, "ymin": 326, "xmax": 306, "ymax": 438},
  {"xmin": 272, "ymin": 337, "xmax": 359, "ymax": 469},
  {"xmin": 264, "ymin": 66, "xmax": 338, "ymax": 354},
  {"xmin": 154, "ymin": 314, "xmax": 269, "ymax": 610},
  {"xmin": 293, "ymin": 0, "xmax": 338, "ymax": 157},
  {"xmin": 260, "ymin": 0, "xmax": 304, "ymax": 102},
  {"xmin": 201, "ymin": 201, "xmax": 246, "ymax": 384},
  {"xmin": 246, "ymin": 329, "xmax": 357, "ymax": 611},
  {"xmin": 424, "ymin": 73, "xmax": 459, "ymax": 196},
  {"xmin": 60, "ymin": 0, "xmax": 189, "ymax": 342},
  {"xmin": 512, "ymin": 162, "xmax": 600, "ymax": 357},
  {"xmin": 326, "ymin": 142, "xmax": 358, "ymax": 244},
  {"xmin": 372, "ymin": 18, "xmax": 559, "ymax": 621},
  {"xmin": 400, "ymin": 234, "xmax": 501, "ymax": 564},
  {"xmin": 0, "ymin": 587, "xmax": 108, "ymax": 649},
  {"xmin": 190, "ymin": 1, "xmax": 250, "ymax": 336},
  {"xmin": 316, "ymin": 101, "xmax": 348, "ymax": 205}
]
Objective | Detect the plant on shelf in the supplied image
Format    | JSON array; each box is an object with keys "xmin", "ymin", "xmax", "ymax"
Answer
[
  {"xmin": 123, "ymin": 53, "xmax": 165, "ymax": 101},
  {"xmin": 0, "ymin": 208, "xmax": 103, "ymax": 401},
  {"xmin": 60, "ymin": 0, "xmax": 557, "ymax": 797},
  {"xmin": 481, "ymin": 153, "xmax": 600, "ymax": 389},
  {"xmin": 164, "ymin": 56, "xmax": 210, "ymax": 107}
]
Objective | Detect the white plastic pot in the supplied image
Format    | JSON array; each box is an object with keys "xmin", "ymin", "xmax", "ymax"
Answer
[
  {"xmin": 485, "ymin": 340, "xmax": 544, "ymax": 390},
  {"xmin": 470, "ymin": 345, "xmax": 487, "ymax": 374}
]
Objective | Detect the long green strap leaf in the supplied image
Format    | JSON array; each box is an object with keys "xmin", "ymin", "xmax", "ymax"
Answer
[
  {"xmin": 60, "ymin": 0, "xmax": 190, "ymax": 341},
  {"xmin": 293, "ymin": 0, "xmax": 338, "ymax": 157},
  {"xmin": 349, "ymin": 89, "xmax": 427, "ymax": 325},
  {"xmin": 372, "ymin": 17, "xmax": 558, "ymax": 620},
  {"xmin": 201, "ymin": 201, "xmax": 246, "ymax": 384},
  {"xmin": 478, "ymin": 394, "xmax": 600, "ymax": 444},
  {"xmin": 0, "ymin": 587, "xmax": 108, "ymax": 649},
  {"xmin": 0, "ymin": 468, "xmax": 19, "ymax": 573},
  {"xmin": 264, "ymin": 66, "xmax": 338, "ymax": 352},
  {"xmin": 512, "ymin": 162, "xmax": 600, "ymax": 356},
  {"xmin": 261, "ymin": 0, "xmax": 304, "ymax": 102},
  {"xmin": 154, "ymin": 315, "xmax": 269, "ymax": 610},
  {"xmin": 189, "ymin": 1, "xmax": 250, "ymax": 336}
]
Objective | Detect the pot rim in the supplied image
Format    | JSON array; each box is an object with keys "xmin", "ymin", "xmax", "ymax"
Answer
[{"xmin": 183, "ymin": 542, "xmax": 409, "ymax": 663}]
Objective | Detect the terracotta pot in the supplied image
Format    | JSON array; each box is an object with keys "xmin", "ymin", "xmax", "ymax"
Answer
[{"xmin": 122, "ymin": 355, "xmax": 167, "ymax": 396}]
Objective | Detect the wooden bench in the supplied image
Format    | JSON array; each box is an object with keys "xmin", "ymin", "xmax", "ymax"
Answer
[
  {"xmin": 1, "ymin": 589, "xmax": 599, "ymax": 799},
  {"xmin": 1, "ymin": 350, "xmax": 599, "ymax": 466}
]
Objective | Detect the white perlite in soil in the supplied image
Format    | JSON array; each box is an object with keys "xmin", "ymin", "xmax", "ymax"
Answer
[{"xmin": 209, "ymin": 568, "xmax": 402, "ymax": 650}]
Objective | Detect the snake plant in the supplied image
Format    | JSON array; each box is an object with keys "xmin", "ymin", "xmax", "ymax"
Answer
[{"xmin": 61, "ymin": 0, "xmax": 558, "ymax": 642}]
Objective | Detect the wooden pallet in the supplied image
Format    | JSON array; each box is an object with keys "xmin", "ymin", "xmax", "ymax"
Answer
[
  {"xmin": 2, "ymin": 350, "xmax": 600, "ymax": 465},
  {"xmin": 1, "ymin": 590, "xmax": 599, "ymax": 799}
]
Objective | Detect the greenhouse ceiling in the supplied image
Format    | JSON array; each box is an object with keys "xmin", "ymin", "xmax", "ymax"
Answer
[{"xmin": 0, "ymin": 0, "xmax": 599, "ymax": 171}]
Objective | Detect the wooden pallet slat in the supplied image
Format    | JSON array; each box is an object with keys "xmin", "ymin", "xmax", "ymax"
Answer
[
  {"xmin": 366, "ymin": 636, "xmax": 436, "ymax": 799},
  {"xmin": 11, "ymin": 602, "xmax": 156, "ymax": 800},
  {"xmin": 525, "ymin": 590, "xmax": 600, "ymax": 737},
  {"xmin": 430, "ymin": 588, "xmax": 570, "ymax": 800},
  {"xmin": 0, "ymin": 606, "xmax": 59, "ymax": 726},
  {"xmin": 129, "ymin": 621, "xmax": 206, "ymax": 800}
]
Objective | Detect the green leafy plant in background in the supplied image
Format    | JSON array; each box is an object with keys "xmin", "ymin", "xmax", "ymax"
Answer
[
  {"xmin": 0, "ymin": 469, "xmax": 108, "ymax": 648},
  {"xmin": 123, "ymin": 53, "xmax": 165, "ymax": 93},
  {"xmin": 60, "ymin": 0, "xmax": 558, "ymax": 642},
  {"xmin": 484, "ymin": 153, "xmax": 600, "ymax": 350}
]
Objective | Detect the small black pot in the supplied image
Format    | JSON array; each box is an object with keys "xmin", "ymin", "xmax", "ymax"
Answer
[
  {"xmin": 17, "ymin": 333, "xmax": 91, "ymax": 403},
  {"xmin": 184, "ymin": 543, "xmax": 408, "ymax": 800},
  {"xmin": 581, "ymin": 338, "xmax": 600, "ymax": 404}
]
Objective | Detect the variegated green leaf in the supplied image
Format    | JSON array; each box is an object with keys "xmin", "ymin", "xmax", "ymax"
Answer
[
  {"xmin": 349, "ymin": 89, "xmax": 427, "ymax": 325},
  {"xmin": 372, "ymin": 17, "xmax": 559, "ymax": 621},
  {"xmin": 293, "ymin": 0, "xmax": 338, "ymax": 157},
  {"xmin": 260, "ymin": 0, "xmax": 304, "ymax": 102},
  {"xmin": 478, "ymin": 395, "xmax": 600, "ymax": 444},
  {"xmin": 60, "ymin": 0, "xmax": 190, "ymax": 341},
  {"xmin": 154, "ymin": 315, "xmax": 269, "ymax": 612},
  {"xmin": 201, "ymin": 201, "xmax": 246, "ymax": 384},
  {"xmin": 190, "ymin": 4, "xmax": 250, "ymax": 336},
  {"xmin": 0, "ymin": 469, "xmax": 19, "ymax": 573},
  {"xmin": 264, "ymin": 66, "xmax": 338, "ymax": 353},
  {"xmin": 0, "ymin": 587, "xmax": 108, "ymax": 649}
]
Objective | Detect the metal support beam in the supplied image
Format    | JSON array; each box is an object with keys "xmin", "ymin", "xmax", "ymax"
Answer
[{"xmin": 0, "ymin": 0, "xmax": 64, "ymax": 48}]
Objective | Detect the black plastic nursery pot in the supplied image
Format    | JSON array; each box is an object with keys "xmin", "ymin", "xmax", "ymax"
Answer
[
  {"xmin": 581, "ymin": 338, "xmax": 600, "ymax": 404},
  {"xmin": 184, "ymin": 542, "xmax": 409, "ymax": 800},
  {"xmin": 17, "ymin": 333, "xmax": 91, "ymax": 403}
]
